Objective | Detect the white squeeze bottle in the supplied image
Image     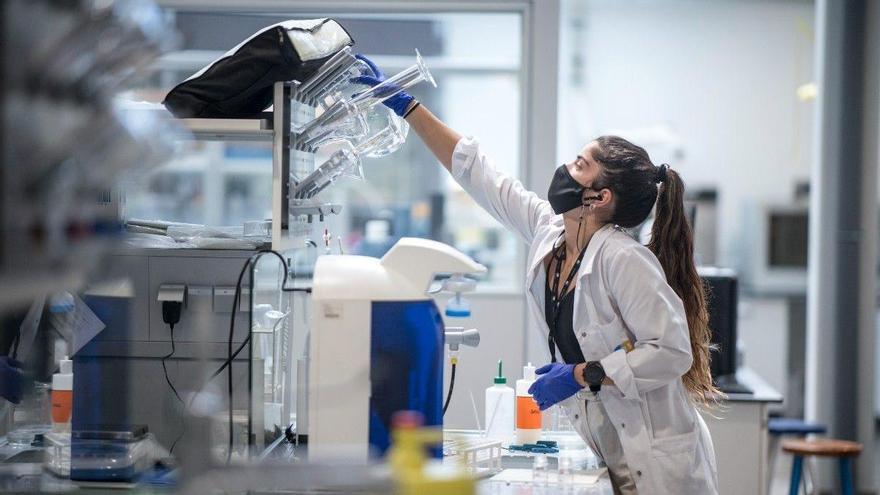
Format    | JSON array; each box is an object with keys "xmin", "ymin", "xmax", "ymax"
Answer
[
  {"xmin": 484, "ymin": 359, "xmax": 514, "ymax": 443},
  {"xmin": 516, "ymin": 362, "xmax": 542, "ymax": 444}
]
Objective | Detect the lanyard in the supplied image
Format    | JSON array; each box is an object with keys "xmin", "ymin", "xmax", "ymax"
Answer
[{"xmin": 547, "ymin": 237, "xmax": 588, "ymax": 363}]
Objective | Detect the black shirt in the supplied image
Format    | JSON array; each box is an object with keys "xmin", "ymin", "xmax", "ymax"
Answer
[{"xmin": 544, "ymin": 269, "xmax": 586, "ymax": 365}]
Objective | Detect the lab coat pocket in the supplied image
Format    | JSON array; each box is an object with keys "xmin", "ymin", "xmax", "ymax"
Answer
[
  {"xmin": 651, "ymin": 429, "xmax": 698, "ymax": 457},
  {"xmin": 650, "ymin": 429, "xmax": 701, "ymax": 488},
  {"xmin": 589, "ymin": 314, "xmax": 627, "ymax": 358}
]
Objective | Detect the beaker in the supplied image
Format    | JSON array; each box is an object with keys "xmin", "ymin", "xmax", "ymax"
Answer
[
  {"xmin": 7, "ymin": 382, "xmax": 52, "ymax": 446},
  {"xmin": 353, "ymin": 106, "xmax": 409, "ymax": 158}
]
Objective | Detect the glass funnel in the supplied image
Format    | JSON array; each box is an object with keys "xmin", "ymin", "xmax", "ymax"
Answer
[
  {"xmin": 294, "ymin": 99, "xmax": 370, "ymax": 151},
  {"xmin": 304, "ymin": 104, "xmax": 408, "ymax": 156},
  {"xmin": 294, "ymin": 49, "xmax": 435, "ymax": 146},
  {"xmin": 309, "ymin": 59, "xmax": 374, "ymax": 112},
  {"xmin": 291, "ymin": 143, "xmax": 363, "ymax": 200}
]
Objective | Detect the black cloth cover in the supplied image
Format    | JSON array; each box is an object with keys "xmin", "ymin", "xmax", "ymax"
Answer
[{"xmin": 163, "ymin": 18, "xmax": 352, "ymax": 119}]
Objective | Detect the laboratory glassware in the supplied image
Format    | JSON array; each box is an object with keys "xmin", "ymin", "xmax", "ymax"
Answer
[
  {"xmin": 291, "ymin": 144, "xmax": 364, "ymax": 200},
  {"xmin": 294, "ymin": 49, "xmax": 434, "ymax": 146},
  {"xmin": 352, "ymin": 106, "xmax": 410, "ymax": 158},
  {"xmin": 297, "ymin": 47, "xmax": 360, "ymax": 98},
  {"xmin": 532, "ymin": 455, "xmax": 550, "ymax": 486},
  {"xmin": 7, "ymin": 383, "xmax": 52, "ymax": 446},
  {"xmin": 303, "ymin": 104, "xmax": 408, "ymax": 157},
  {"xmin": 297, "ymin": 99, "xmax": 371, "ymax": 151},
  {"xmin": 347, "ymin": 49, "xmax": 436, "ymax": 110}
]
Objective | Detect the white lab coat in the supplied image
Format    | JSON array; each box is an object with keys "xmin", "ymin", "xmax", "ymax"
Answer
[{"xmin": 451, "ymin": 137, "xmax": 719, "ymax": 494}]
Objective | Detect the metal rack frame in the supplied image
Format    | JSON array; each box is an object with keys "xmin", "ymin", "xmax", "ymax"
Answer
[{"xmin": 175, "ymin": 80, "xmax": 342, "ymax": 252}]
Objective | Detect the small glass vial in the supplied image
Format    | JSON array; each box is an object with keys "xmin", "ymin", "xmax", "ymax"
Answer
[
  {"xmin": 558, "ymin": 454, "xmax": 574, "ymax": 487},
  {"xmin": 532, "ymin": 455, "xmax": 549, "ymax": 486}
]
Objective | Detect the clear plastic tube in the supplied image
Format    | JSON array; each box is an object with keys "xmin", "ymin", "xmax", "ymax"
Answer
[{"xmin": 291, "ymin": 144, "xmax": 363, "ymax": 200}]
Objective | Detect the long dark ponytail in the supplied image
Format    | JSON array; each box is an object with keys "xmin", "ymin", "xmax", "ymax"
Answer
[{"xmin": 592, "ymin": 136, "xmax": 719, "ymax": 405}]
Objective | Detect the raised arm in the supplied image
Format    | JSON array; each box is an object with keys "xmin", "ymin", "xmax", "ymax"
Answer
[
  {"xmin": 354, "ymin": 54, "xmax": 552, "ymax": 243},
  {"xmin": 352, "ymin": 54, "xmax": 459, "ymax": 172},
  {"xmin": 403, "ymin": 103, "xmax": 459, "ymax": 173}
]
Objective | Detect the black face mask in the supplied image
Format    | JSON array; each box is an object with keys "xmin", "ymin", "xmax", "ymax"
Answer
[{"xmin": 547, "ymin": 164, "xmax": 585, "ymax": 214}]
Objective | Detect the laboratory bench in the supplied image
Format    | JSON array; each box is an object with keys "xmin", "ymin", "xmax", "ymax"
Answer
[
  {"xmin": 702, "ymin": 367, "xmax": 784, "ymax": 495},
  {"xmin": 0, "ymin": 367, "xmax": 779, "ymax": 495},
  {"xmin": 0, "ymin": 429, "xmax": 612, "ymax": 494}
]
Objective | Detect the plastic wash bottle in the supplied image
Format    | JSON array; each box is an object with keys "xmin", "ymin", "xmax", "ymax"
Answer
[
  {"xmin": 484, "ymin": 359, "xmax": 514, "ymax": 443},
  {"xmin": 516, "ymin": 362, "xmax": 542, "ymax": 444}
]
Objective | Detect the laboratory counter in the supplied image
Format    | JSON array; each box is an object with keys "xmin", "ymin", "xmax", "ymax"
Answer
[
  {"xmin": 701, "ymin": 367, "xmax": 783, "ymax": 495},
  {"xmin": 0, "ymin": 429, "xmax": 612, "ymax": 494},
  {"xmin": 0, "ymin": 367, "xmax": 780, "ymax": 495}
]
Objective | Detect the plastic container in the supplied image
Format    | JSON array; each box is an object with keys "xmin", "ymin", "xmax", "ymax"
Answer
[
  {"xmin": 441, "ymin": 274, "xmax": 476, "ymax": 318},
  {"xmin": 51, "ymin": 356, "xmax": 73, "ymax": 432},
  {"xmin": 515, "ymin": 362, "xmax": 542, "ymax": 445},
  {"xmin": 70, "ymin": 428, "xmax": 156, "ymax": 482},
  {"xmin": 45, "ymin": 431, "xmax": 72, "ymax": 477},
  {"xmin": 484, "ymin": 360, "xmax": 514, "ymax": 444},
  {"xmin": 445, "ymin": 293, "xmax": 471, "ymax": 318}
]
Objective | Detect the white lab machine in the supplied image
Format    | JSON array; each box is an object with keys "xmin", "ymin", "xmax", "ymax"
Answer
[{"xmin": 307, "ymin": 237, "xmax": 485, "ymax": 460}]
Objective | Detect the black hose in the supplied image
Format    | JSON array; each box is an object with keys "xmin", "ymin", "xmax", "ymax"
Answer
[
  {"xmin": 161, "ymin": 324, "xmax": 183, "ymax": 404},
  {"xmin": 443, "ymin": 362, "xmax": 456, "ymax": 416},
  {"xmin": 225, "ymin": 249, "xmax": 300, "ymax": 463}
]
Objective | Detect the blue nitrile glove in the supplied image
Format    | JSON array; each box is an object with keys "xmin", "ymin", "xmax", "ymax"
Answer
[
  {"xmin": 351, "ymin": 53, "xmax": 414, "ymax": 117},
  {"xmin": 0, "ymin": 356, "xmax": 24, "ymax": 404},
  {"xmin": 527, "ymin": 363, "xmax": 582, "ymax": 411}
]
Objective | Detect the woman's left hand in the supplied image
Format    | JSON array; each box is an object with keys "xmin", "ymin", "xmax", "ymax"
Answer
[{"xmin": 528, "ymin": 362, "xmax": 583, "ymax": 411}]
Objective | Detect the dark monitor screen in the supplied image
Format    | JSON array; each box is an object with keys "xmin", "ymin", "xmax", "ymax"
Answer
[
  {"xmin": 768, "ymin": 211, "xmax": 808, "ymax": 268},
  {"xmin": 701, "ymin": 272, "xmax": 738, "ymax": 379}
]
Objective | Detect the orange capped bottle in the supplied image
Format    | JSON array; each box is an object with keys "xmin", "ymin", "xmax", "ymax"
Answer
[
  {"xmin": 515, "ymin": 363, "xmax": 542, "ymax": 444},
  {"xmin": 51, "ymin": 356, "xmax": 73, "ymax": 432}
]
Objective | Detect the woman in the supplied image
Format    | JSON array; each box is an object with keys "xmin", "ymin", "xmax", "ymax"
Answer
[{"xmin": 356, "ymin": 55, "xmax": 720, "ymax": 494}]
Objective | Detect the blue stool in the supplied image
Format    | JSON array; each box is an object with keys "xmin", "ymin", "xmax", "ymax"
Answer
[
  {"xmin": 768, "ymin": 418, "xmax": 828, "ymax": 436},
  {"xmin": 767, "ymin": 419, "xmax": 827, "ymax": 493},
  {"xmin": 781, "ymin": 438, "xmax": 862, "ymax": 495}
]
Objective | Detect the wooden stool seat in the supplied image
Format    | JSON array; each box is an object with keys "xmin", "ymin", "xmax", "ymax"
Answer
[
  {"xmin": 783, "ymin": 438, "xmax": 863, "ymax": 495},
  {"xmin": 781, "ymin": 438, "xmax": 863, "ymax": 458}
]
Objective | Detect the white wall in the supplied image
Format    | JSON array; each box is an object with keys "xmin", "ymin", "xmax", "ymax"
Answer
[
  {"xmin": 558, "ymin": 0, "xmax": 815, "ymax": 273},
  {"xmin": 738, "ymin": 296, "xmax": 789, "ymax": 405},
  {"xmin": 435, "ymin": 292, "xmax": 526, "ymax": 429}
]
